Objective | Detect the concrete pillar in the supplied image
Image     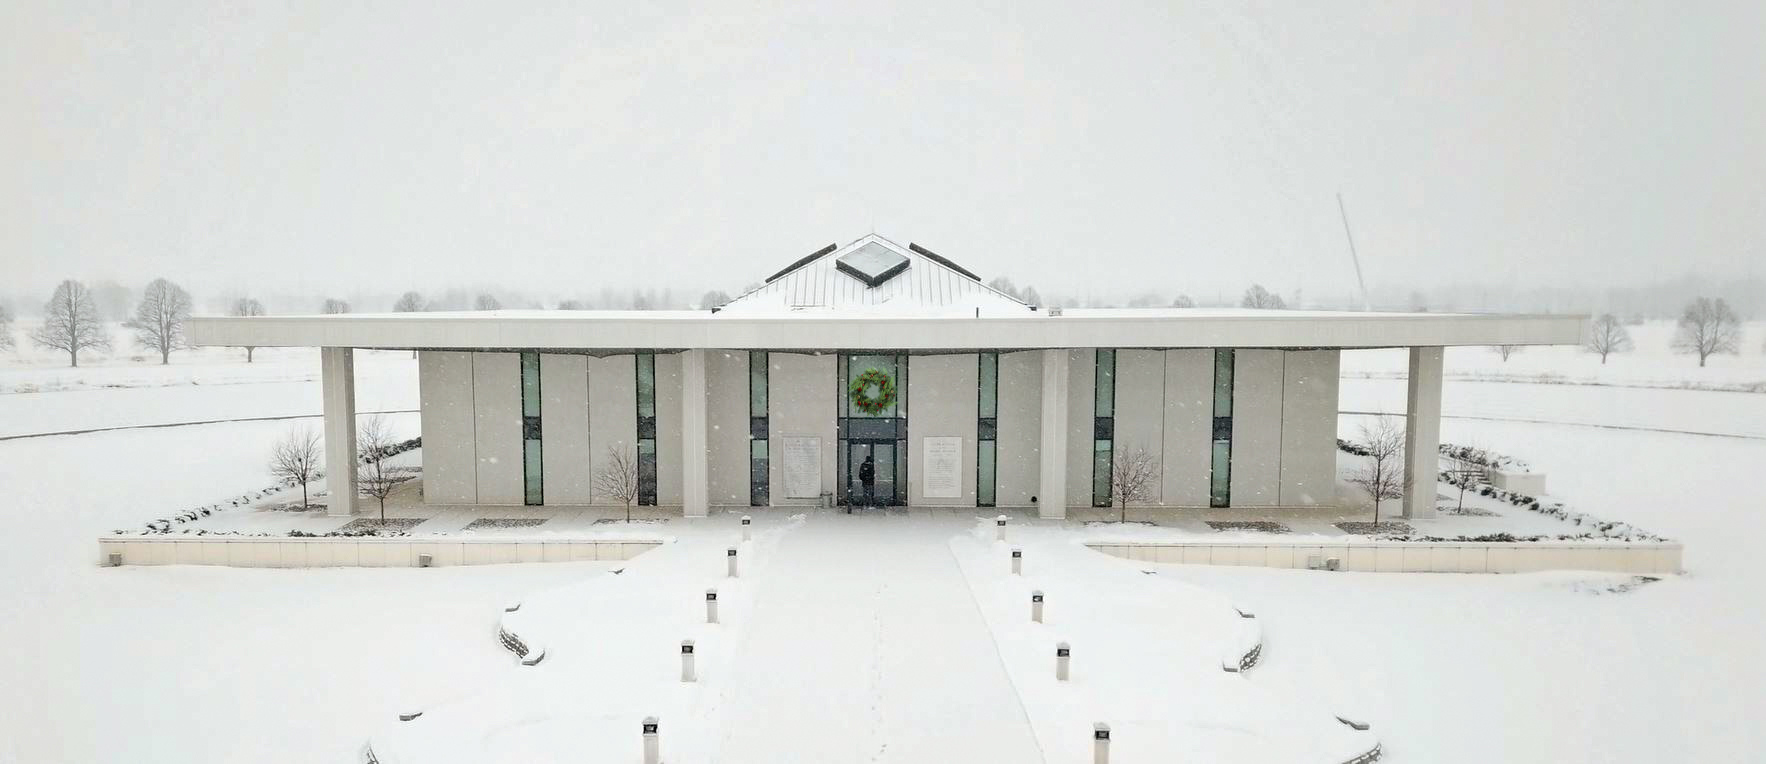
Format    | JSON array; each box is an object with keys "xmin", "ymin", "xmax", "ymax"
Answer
[
  {"xmin": 681, "ymin": 349, "xmax": 710, "ymax": 518},
  {"xmin": 1038, "ymin": 349, "xmax": 1070, "ymax": 519},
  {"xmin": 321, "ymin": 347, "xmax": 358, "ymax": 517},
  {"xmin": 1402, "ymin": 346, "xmax": 1443, "ymax": 519}
]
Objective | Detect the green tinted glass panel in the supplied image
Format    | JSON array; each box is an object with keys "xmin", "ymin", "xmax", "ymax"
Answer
[
  {"xmin": 1213, "ymin": 349, "xmax": 1234, "ymax": 417},
  {"xmin": 520, "ymin": 352, "xmax": 541, "ymax": 417},
  {"xmin": 977, "ymin": 440, "xmax": 997, "ymax": 507},
  {"xmin": 1210, "ymin": 439, "xmax": 1231, "ymax": 507},
  {"xmin": 749, "ymin": 351, "xmax": 768, "ymax": 417},
  {"xmin": 636, "ymin": 353, "xmax": 656, "ymax": 415},
  {"xmin": 978, "ymin": 352, "xmax": 998, "ymax": 418},
  {"xmin": 1093, "ymin": 439, "xmax": 1113, "ymax": 507},
  {"xmin": 523, "ymin": 439, "xmax": 543, "ymax": 505},
  {"xmin": 1094, "ymin": 349, "xmax": 1115, "ymax": 417}
]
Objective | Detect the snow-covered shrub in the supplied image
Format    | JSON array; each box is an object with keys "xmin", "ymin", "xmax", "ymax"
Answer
[{"xmin": 137, "ymin": 436, "xmax": 421, "ymax": 534}]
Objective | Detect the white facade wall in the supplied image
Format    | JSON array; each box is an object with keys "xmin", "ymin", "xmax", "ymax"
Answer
[
  {"xmin": 1228, "ymin": 349, "xmax": 1285, "ymax": 507},
  {"xmin": 705, "ymin": 351, "xmax": 751, "ymax": 508},
  {"xmin": 1113, "ymin": 350, "xmax": 1166, "ymax": 504},
  {"xmin": 472, "ymin": 352, "xmax": 524, "ymax": 505},
  {"xmin": 539, "ymin": 353, "xmax": 592, "ymax": 504},
  {"xmin": 655, "ymin": 352, "xmax": 684, "ymax": 507},
  {"xmin": 587, "ymin": 354, "xmax": 638, "ymax": 506},
  {"xmin": 995, "ymin": 350, "xmax": 1043, "ymax": 506},
  {"xmin": 1065, "ymin": 348, "xmax": 1097, "ymax": 509},
  {"xmin": 412, "ymin": 346, "xmax": 1340, "ymax": 511},
  {"xmin": 1161, "ymin": 350, "xmax": 1214, "ymax": 506},
  {"xmin": 907, "ymin": 353, "xmax": 979, "ymax": 506},
  {"xmin": 1279, "ymin": 350, "xmax": 1341, "ymax": 506},
  {"xmin": 768, "ymin": 352, "xmax": 838, "ymax": 506},
  {"xmin": 419, "ymin": 351, "xmax": 479, "ymax": 504}
]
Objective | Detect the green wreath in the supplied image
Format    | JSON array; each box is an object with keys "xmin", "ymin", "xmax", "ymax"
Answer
[{"xmin": 848, "ymin": 368, "xmax": 897, "ymax": 415}]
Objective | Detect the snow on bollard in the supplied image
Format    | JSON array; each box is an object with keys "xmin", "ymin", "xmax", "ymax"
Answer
[
  {"xmin": 1031, "ymin": 590, "xmax": 1044, "ymax": 623},
  {"xmin": 996, "ymin": 514, "xmax": 1009, "ymax": 542},
  {"xmin": 741, "ymin": 515, "xmax": 752, "ymax": 542},
  {"xmin": 1093, "ymin": 723, "xmax": 1111, "ymax": 764},
  {"xmin": 680, "ymin": 640, "xmax": 696, "ymax": 682},
  {"xmin": 706, "ymin": 589, "xmax": 719, "ymax": 624},
  {"xmin": 727, "ymin": 547, "xmax": 739, "ymax": 578},
  {"xmin": 1011, "ymin": 548, "xmax": 1023, "ymax": 575},
  {"xmin": 1056, "ymin": 642, "xmax": 1071, "ymax": 681},
  {"xmin": 642, "ymin": 716, "xmax": 660, "ymax": 764}
]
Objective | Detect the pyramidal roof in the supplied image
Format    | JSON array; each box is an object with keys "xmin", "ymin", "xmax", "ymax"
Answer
[{"xmin": 716, "ymin": 234, "xmax": 1031, "ymax": 315}]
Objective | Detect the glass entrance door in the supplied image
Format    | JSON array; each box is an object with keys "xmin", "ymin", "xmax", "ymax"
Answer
[{"xmin": 846, "ymin": 441, "xmax": 897, "ymax": 507}]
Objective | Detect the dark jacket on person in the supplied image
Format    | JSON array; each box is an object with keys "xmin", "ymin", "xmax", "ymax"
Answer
[{"xmin": 858, "ymin": 457, "xmax": 875, "ymax": 486}]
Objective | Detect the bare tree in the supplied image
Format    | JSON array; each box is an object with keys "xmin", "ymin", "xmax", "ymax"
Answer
[
  {"xmin": 124, "ymin": 278, "xmax": 193, "ymax": 365},
  {"xmin": 1021, "ymin": 286, "xmax": 1041, "ymax": 307},
  {"xmin": 1240, "ymin": 284, "xmax": 1286, "ymax": 309},
  {"xmin": 594, "ymin": 444, "xmax": 641, "ymax": 522},
  {"xmin": 231, "ymin": 297, "xmax": 266, "ymax": 361},
  {"xmin": 392, "ymin": 291, "xmax": 427, "ymax": 313},
  {"xmin": 1585, "ymin": 313, "xmax": 1633, "ymax": 364},
  {"xmin": 269, "ymin": 426, "xmax": 323, "ymax": 510},
  {"xmin": 31, "ymin": 279, "xmax": 111, "ymax": 367},
  {"xmin": 1671, "ymin": 297, "xmax": 1741, "ymax": 367},
  {"xmin": 1171, "ymin": 294, "xmax": 1195, "ymax": 308},
  {"xmin": 1109, "ymin": 445, "xmax": 1161, "ymax": 523},
  {"xmin": 473, "ymin": 293, "xmax": 502, "ymax": 311},
  {"xmin": 0, "ymin": 304, "xmax": 14, "ymax": 350},
  {"xmin": 1491, "ymin": 344, "xmax": 1520, "ymax": 362},
  {"xmin": 356, "ymin": 415, "xmax": 408, "ymax": 522},
  {"xmin": 698, "ymin": 290, "xmax": 732, "ymax": 310},
  {"xmin": 556, "ymin": 299, "xmax": 587, "ymax": 310},
  {"xmin": 1348, "ymin": 416, "xmax": 1406, "ymax": 523},
  {"xmin": 321, "ymin": 298, "xmax": 351, "ymax": 314}
]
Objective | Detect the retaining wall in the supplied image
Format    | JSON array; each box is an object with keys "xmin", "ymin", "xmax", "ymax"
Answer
[
  {"xmin": 1086, "ymin": 539, "xmax": 1682, "ymax": 575},
  {"xmin": 98, "ymin": 536, "xmax": 664, "ymax": 568}
]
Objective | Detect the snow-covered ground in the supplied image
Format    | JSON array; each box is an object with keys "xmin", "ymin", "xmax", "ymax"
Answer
[{"xmin": 0, "ymin": 334, "xmax": 1762, "ymax": 761}]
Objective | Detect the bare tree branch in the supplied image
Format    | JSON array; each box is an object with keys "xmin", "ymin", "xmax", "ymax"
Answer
[
  {"xmin": 1585, "ymin": 313, "xmax": 1633, "ymax": 364},
  {"xmin": 231, "ymin": 297, "xmax": 265, "ymax": 362},
  {"xmin": 124, "ymin": 277, "xmax": 192, "ymax": 365},
  {"xmin": 1671, "ymin": 297, "xmax": 1741, "ymax": 367},
  {"xmin": 594, "ymin": 443, "xmax": 641, "ymax": 522},
  {"xmin": 356, "ymin": 415, "xmax": 409, "ymax": 522},
  {"xmin": 269, "ymin": 426, "xmax": 323, "ymax": 510},
  {"xmin": 1348, "ymin": 416, "xmax": 1406, "ymax": 523},
  {"xmin": 31, "ymin": 279, "xmax": 111, "ymax": 367},
  {"xmin": 1110, "ymin": 444, "xmax": 1161, "ymax": 523},
  {"xmin": 1240, "ymin": 284, "xmax": 1286, "ymax": 309}
]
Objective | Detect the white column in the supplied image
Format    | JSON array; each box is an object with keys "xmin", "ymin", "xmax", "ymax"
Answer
[
  {"xmin": 1401, "ymin": 346, "xmax": 1443, "ymax": 519},
  {"xmin": 681, "ymin": 349, "xmax": 709, "ymax": 517},
  {"xmin": 1038, "ymin": 349, "xmax": 1070, "ymax": 519},
  {"xmin": 322, "ymin": 347, "xmax": 358, "ymax": 517}
]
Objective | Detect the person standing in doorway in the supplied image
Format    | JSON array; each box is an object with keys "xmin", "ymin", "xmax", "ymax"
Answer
[{"xmin": 858, "ymin": 454, "xmax": 876, "ymax": 509}]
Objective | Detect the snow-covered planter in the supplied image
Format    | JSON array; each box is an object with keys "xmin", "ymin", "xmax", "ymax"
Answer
[{"xmin": 131, "ymin": 437, "xmax": 420, "ymax": 535}]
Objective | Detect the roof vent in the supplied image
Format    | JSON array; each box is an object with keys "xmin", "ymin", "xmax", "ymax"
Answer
[{"xmin": 835, "ymin": 242, "xmax": 910, "ymax": 288}]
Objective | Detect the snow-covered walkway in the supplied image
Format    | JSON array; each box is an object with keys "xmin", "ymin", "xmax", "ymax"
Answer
[{"xmin": 715, "ymin": 510, "xmax": 1044, "ymax": 763}]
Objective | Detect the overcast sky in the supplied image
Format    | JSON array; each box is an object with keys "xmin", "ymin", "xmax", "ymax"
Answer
[{"xmin": 3, "ymin": 1, "xmax": 1762, "ymax": 307}]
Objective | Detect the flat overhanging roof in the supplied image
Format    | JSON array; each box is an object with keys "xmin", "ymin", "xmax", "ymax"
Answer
[{"xmin": 187, "ymin": 308, "xmax": 1587, "ymax": 351}]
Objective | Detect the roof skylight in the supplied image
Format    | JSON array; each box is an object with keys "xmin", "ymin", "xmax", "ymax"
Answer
[{"xmin": 835, "ymin": 242, "xmax": 910, "ymax": 287}]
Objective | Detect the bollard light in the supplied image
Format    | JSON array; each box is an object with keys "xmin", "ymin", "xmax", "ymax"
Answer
[
  {"xmin": 1093, "ymin": 722, "xmax": 1111, "ymax": 764},
  {"xmin": 706, "ymin": 588, "xmax": 719, "ymax": 624},
  {"xmin": 1011, "ymin": 548, "xmax": 1023, "ymax": 575},
  {"xmin": 680, "ymin": 640, "xmax": 697, "ymax": 682},
  {"xmin": 1031, "ymin": 590, "xmax": 1044, "ymax": 623},
  {"xmin": 996, "ymin": 514, "xmax": 1008, "ymax": 542},
  {"xmin": 741, "ymin": 515, "xmax": 752, "ymax": 542},
  {"xmin": 1056, "ymin": 642, "xmax": 1071, "ymax": 681},
  {"xmin": 727, "ymin": 547, "xmax": 739, "ymax": 578},
  {"xmin": 642, "ymin": 716, "xmax": 660, "ymax": 764}
]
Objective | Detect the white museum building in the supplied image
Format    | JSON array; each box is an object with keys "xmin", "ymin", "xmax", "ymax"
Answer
[{"xmin": 189, "ymin": 234, "xmax": 1584, "ymax": 520}]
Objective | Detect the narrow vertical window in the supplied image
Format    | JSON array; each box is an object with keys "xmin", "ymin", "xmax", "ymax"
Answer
[
  {"xmin": 749, "ymin": 351, "xmax": 770, "ymax": 506},
  {"xmin": 520, "ymin": 352, "xmax": 543, "ymax": 506},
  {"xmin": 636, "ymin": 352, "xmax": 657, "ymax": 505},
  {"xmin": 977, "ymin": 352, "xmax": 998, "ymax": 507},
  {"xmin": 1209, "ymin": 349, "xmax": 1235, "ymax": 508},
  {"xmin": 1092, "ymin": 349, "xmax": 1116, "ymax": 507}
]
